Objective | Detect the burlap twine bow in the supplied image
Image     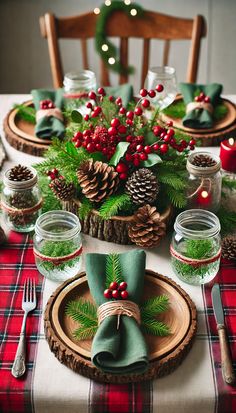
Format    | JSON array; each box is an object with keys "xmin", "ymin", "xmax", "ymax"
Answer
[
  {"xmin": 36, "ymin": 108, "xmax": 64, "ymax": 122},
  {"xmin": 186, "ymin": 101, "xmax": 214, "ymax": 114},
  {"xmin": 97, "ymin": 300, "xmax": 141, "ymax": 330}
]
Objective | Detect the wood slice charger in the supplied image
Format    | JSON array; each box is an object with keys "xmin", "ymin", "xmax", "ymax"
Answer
[
  {"xmin": 159, "ymin": 95, "xmax": 236, "ymax": 147},
  {"xmin": 3, "ymin": 101, "xmax": 52, "ymax": 156},
  {"xmin": 44, "ymin": 270, "xmax": 197, "ymax": 383}
]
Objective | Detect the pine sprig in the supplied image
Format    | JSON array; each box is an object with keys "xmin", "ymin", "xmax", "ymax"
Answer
[
  {"xmin": 158, "ymin": 172, "xmax": 186, "ymax": 190},
  {"xmin": 141, "ymin": 319, "xmax": 170, "ymax": 336},
  {"xmin": 66, "ymin": 299, "xmax": 97, "ymax": 326},
  {"xmin": 217, "ymin": 206, "xmax": 236, "ymax": 235},
  {"xmin": 14, "ymin": 104, "xmax": 36, "ymax": 124},
  {"xmin": 78, "ymin": 197, "xmax": 93, "ymax": 220},
  {"xmin": 140, "ymin": 295, "xmax": 169, "ymax": 317},
  {"xmin": 73, "ymin": 325, "xmax": 98, "ymax": 340},
  {"xmin": 38, "ymin": 174, "xmax": 62, "ymax": 213},
  {"xmin": 105, "ymin": 253, "xmax": 123, "ymax": 288},
  {"xmin": 165, "ymin": 186, "xmax": 187, "ymax": 208},
  {"xmin": 99, "ymin": 193, "xmax": 132, "ymax": 220}
]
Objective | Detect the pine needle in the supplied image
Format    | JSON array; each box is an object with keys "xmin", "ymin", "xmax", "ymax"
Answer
[
  {"xmin": 158, "ymin": 173, "xmax": 186, "ymax": 190},
  {"xmin": 73, "ymin": 325, "xmax": 98, "ymax": 340},
  {"xmin": 78, "ymin": 198, "xmax": 93, "ymax": 220},
  {"xmin": 140, "ymin": 295, "xmax": 169, "ymax": 316},
  {"xmin": 105, "ymin": 253, "xmax": 123, "ymax": 288},
  {"xmin": 141, "ymin": 319, "xmax": 170, "ymax": 336},
  {"xmin": 14, "ymin": 104, "xmax": 36, "ymax": 124},
  {"xmin": 166, "ymin": 186, "xmax": 187, "ymax": 208},
  {"xmin": 99, "ymin": 193, "xmax": 132, "ymax": 220},
  {"xmin": 65, "ymin": 299, "xmax": 98, "ymax": 326}
]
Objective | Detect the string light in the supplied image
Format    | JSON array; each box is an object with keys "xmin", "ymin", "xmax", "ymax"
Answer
[
  {"xmin": 108, "ymin": 57, "xmax": 115, "ymax": 65},
  {"xmin": 102, "ymin": 44, "xmax": 109, "ymax": 52},
  {"xmin": 94, "ymin": 7, "xmax": 100, "ymax": 14},
  {"xmin": 130, "ymin": 8, "xmax": 137, "ymax": 16},
  {"xmin": 105, "ymin": 0, "xmax": 111, "ymax": 5},
  {"xmin": 124, "ymin": 0, "xmax": 131, "ymax": 4}
]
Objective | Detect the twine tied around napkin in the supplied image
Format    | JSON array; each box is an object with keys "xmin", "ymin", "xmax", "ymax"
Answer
[
  {"xmin": 36, "ymin": 108, "xmax": 64, "ymax": 123},
  {"xmin": 186, "ymin": 101, "xmax": 214, "ymax": 115},
  {"xmin": 97, "ymin": 300, "xmax": 141, "ymax": 330}
]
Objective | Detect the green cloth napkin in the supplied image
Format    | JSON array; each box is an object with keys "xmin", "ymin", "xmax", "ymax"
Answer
[
  {"xmin": 31, "ymin": 89, "xmax": 65, "ymax": 139},
  {"xmin": 179, "ymin": 83, "xmax": 222, "ymax": 129},
  {"xmin": 86, "ymin": 250, "xmax": 148, "ymax": 375},
  {"xmin": 105, "ymin": 84, "xmax": 134, "ymax": 107}
]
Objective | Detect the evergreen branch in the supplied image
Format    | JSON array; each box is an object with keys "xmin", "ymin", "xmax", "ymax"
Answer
[
  {"xmin": 165, "ymin": 186, "xmax": 187, "ymax": 208},
  {"xmin": 99, "ymin": 193, "xmax": 132, "ymax": 220},
  {"xmin": 14, "ymin": 104, "xmax": 36, "ymax": 124},
  {"xmin": 73, "ymin": 325, "xmax": 98, "ymax": 340},
  {"xmin": 141, "ymin": 319, "xmax": 170, "ymax": 336},
  {"xmin": 105, "ymin": 253, "xmax": 123, "ymax": 288},
  {"xmin": 217, "ymin": 206, "xmax": 236, "ymax": 235},
  {"xmin": 140, "ymin": 295, "xmax": 169, "ymax": 316},
  {"xmin": 185, "ymin": 239, "xmax": 213, "ymax": 259},
  {"xmin": 158, "ymin": 173, "xmax": 186, "ymax": 190},
  {"xmin": 222, "ymin": 176, "xmax": 236, "ymax": 190},
  {"xmin": 65, "ymin": 299, "xmax": 98, "ymax": 326},
  {"xmin": 38, "ymin": 175, "xmax": 62, "ymax": 213},
  {"xmin": 78, "ymin": 198, "xmax": 93, "ymax": 220}
]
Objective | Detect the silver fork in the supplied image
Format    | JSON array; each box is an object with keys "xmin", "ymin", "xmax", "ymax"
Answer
[{"xmin": 11, "ymin": 279, "xmax": 37, "ymax": 378}]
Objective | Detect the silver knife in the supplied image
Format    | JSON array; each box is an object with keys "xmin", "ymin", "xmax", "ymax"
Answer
[{"xmin": 211, "ymin": 284, "xmax": 235, "ymax": 385}]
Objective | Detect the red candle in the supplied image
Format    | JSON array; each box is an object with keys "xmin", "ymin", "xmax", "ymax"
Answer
[
  {"xmin": 220, "ymin": 138, "xmax": 236, "ymax": 172},
  {"xmin": 197, "ymin": 190, "xmax": 212, "ymax": 206}
]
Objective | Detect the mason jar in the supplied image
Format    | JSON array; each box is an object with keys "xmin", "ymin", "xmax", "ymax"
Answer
[
  {"xmin": 170, "ymin": 209, "xmax": 221, "ymax": 285},
  {"xmin": 33, "ymin": 210, "xmax": 82, "ymax": 282},
  {"xmin": 1, "ymin": 166, "xmax": 42, "ymax": 232},
  {"xmin": 63, "ymin": 70, "xmax": 96, "ymax": 101},
  {"xmin": 186, "ymin": 152, "xmax": 222, "ymax": 212}
]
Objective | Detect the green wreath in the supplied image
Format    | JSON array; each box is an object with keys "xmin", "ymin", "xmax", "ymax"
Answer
[{"xmin": 95, "ymin": 1, "xmax": 144, "ymax": 75}]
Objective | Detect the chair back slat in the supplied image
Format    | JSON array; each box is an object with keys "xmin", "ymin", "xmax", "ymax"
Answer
[
  {"xmin": 40, "ymin": 10, "xmax": 207, "ymax": 88},
  {"xmin": 119, "ymin": 38, "xmax": 129, "ymax": 85},
  {"xmin": 141, "ymin": 39, "xmax": 150, "ymax": 88},
  {"xmin": 81, "ymin": 40, "xmax": 89, "ymax": 70}
]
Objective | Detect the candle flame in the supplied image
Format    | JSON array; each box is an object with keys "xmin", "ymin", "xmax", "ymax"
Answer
[
  {"xmin": 201, "ymin": 191, "xmax": 208, "ymax": 199},
  {"xmin": 228, "ymin": 138, "xmax": 235, "ymax": 146}
]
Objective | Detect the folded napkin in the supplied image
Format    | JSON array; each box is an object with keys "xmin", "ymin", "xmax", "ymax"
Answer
[
  {"xmin": 179, "ymin": 83, "xmax": 222, "ymax": 129},
  {"xmin": 105, "ymin": 84, "xmax": 134, "ymax": 107},
  {"xmin": 86, "ymin": 249, "xmax": 148, "ymax": 375},
  {"xmin": 31, "ymin": 89, "xmax": 65, "ymax": 139}
]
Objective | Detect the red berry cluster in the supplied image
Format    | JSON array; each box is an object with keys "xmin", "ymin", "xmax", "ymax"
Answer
[
  {"xmin": 46, "ymin": 168, "xmax": 64, "ymax": 181},
  {"xmin": 152, "ymin": 120, "xmax": 196, "ymax": 152},
  {"xmin": 194, "ymin": 91, "xmax": 211, "ymax": 103},
  {"xmin": 40, "ymin": 99, "xmax": 55, "ymax": 110},
  {"xmin": 104, "ymin": 281, "xmax": 129, "ymax": 300}
]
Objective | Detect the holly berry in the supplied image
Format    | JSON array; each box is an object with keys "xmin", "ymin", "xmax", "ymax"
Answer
[
  {"xmin": 86, "ymin": 102, "xmax": 93, "ymax": 109},
  {"xmin": 109, "ymin": 281, "xmax": 119, "ymax": 290},
  {"xmin": 167, "ymin": 128, "xmax": 175, "ymax": 137},
  {"xmin": 153, "ymin": 143, "xmax": 159, "ymax": 151},
  {"xmin": 134, "ymin": 107, "xmax": 143, "ymax": 116},
  {"xmin": 153, "ymin": 125, "xmax": 162, "ymax": 136},
  {"xmin": 86, "ymin": 142, "xmax": 96, "ymax": 152},
  {"xmin": 108, "ymin": 126, "xmax": 117, "ymax": 136},
  {"xmin": 104, "ymin": 289, "xmax": 112, "ymax": 299},
  {"xmin": 84, "ymin": 114, "xmax": 89, "ymax": 121},
  {"xmin": 118, "ymin": 125, "xmax": 127, "ymax": 134},
  {"xmin": 136, "ymin": 144, "xmax": 144, "ymax": 152},
  {"xmin": 140, "ymin": 88, "xmax": 148, "ymax": 97},
  {"xmin": 167, "ymin": 120, "xmax": 173, "ymax": 127},
  {"xmin": 140, "ymin": 152, "xmax": 148, "ymax": 161},
  {"xmin": 144, "ymin": 145, "xmax": 152, "ymax": 154},
  {"xmin": 160, "ymin": 143, "xmax": 169, "ymax": 154},
  {"xmin": 115, "ymin": 97, "xmax": 122, "ymax": 105},
  {"xmin": 141, "ymin": 99, "xmax": 150, "ymax": 108},
  {"xmin": 189, "ymin": 139, "xmax": 196, "ymax": 146},
  {"xmin": 116, "ymin": 162, "xmax": 128, "ymax": 173},
  {"xmin": 126, "ymin": 111, "xmax": 134, "ymax": 120},
  {"xmin": 120, "ymin": 290, "xmax": 129, "ymax": 300},
  {"xmin": 120, "ymin": 172, "xmax": 128, "ymax": 180},
  {"xmin": 88, "ymin": 91, "xmax": 96, "ymax": 100},
  {"xmin": 112, "ymin": 290, "xmax": 120, "ymax": 299},
  {"xmin": 163, "ymin": 134, "xmax": 171, "ymax": 143},
  {"xmin": 119, "ymin": 281, "xmax": 127, "ymax": 291},
  {"xmin": 98, "ymin": 87, "xmax": 105, "ymax": 96},
  {"xmin": 111, "ymin": 118, "xmax": 120, "ymax": 127},
  {"xmin": 156, "ymin": 84, "xmax": 164, "ymax": 92},
  {"xmin": 119, "ymin": 107, "xmax": 126, "ymax": 115},
  {"xmin": 109, "ymin": 95, "xmax": 114, "ymax": 102},
  {"xmin": 148, "ymin": 89, "xmax": 156, "ymax": 98},
  {"xmin": 204, "ymin": 96, "xmax": 211, "ymax": 103},
  {"xmin": 199, "ymin": 92, "xmax": 205, "ymax": 100},
  {"xmin": 194, "ymin": 96, "xmax": 201, "ymax": 102}
]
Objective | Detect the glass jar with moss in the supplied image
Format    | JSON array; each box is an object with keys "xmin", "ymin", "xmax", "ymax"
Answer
[
  {"xmin": 1, "ymin": 165, "xmax": 42, "ymax": 232},
  {"xmin": 170, "ymin": 209, "xmax": 221, "ymax": 285},
  {"xmin": 33, "ymin": 211, "xmax": 82, "ymax": 282}
]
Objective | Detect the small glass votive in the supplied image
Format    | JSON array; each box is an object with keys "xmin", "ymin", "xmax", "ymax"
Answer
[
  {"xmin": 33, "ymin": 211, "xmax": 82, "ymax": 282},
  {"xmin": 170, "ymin": 209, "xmax": 221, "ymax": 285}
]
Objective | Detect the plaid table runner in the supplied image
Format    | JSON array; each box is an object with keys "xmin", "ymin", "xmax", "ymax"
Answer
[{"xmin": 0, "ymin": 232, "xmax": 235, "ymax": 413}]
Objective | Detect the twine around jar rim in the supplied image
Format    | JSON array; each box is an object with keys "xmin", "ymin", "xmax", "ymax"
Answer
[
  {"xmin": 97, "ymin": 300, "xmax": 141, "ymax": 330},
  {"xmin": 0, "ymin": 198, "xmax": 43, "ymax": 216},
  {"xmin": 187, "ymin": 152, "xmax": 221, "ymax": 176},
  {"xmin": 170, "ymin": 244, "xmax": 221, "ymax": 267},
  {"xmin": 33, "ymin": 245, "xmax": 83, "ymax": 266}
]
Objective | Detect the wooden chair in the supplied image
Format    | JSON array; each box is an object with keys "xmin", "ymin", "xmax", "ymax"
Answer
[{"xmin": 39, "ymin": 10, "xmax": 207, "ymax": 89}]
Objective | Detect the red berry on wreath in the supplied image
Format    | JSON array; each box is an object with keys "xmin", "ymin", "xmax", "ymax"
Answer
[
  {"xmin": 119, "ymin": 281, "xmax": 127, "ymax": 291},
  {"xmin": 109, "ymin": 281, "xmax": 119, "ymax": 290},
  {"xmin": 121, "ymin": 290, "xmax": 129, "ymax": 300},
  {"xmin": 148, "ymin": 89, "xmax": 156, "ymax": 98},
  {"xmin": 112, "ymin": 290, "xmax": 120, "ymax": 299},
  {"xmin": 125, "ymin": 153, "xmax": 133, "ymax": 162},
  {"xmin": 139, "ymin": 88, "xmax": 148, "ymax": 97},
  {"xmin": 156, "ymin": 84, "xmax": 164, "ymax": 92},
  {"xmin": 134, "ymin": 107, "xmax": 143, "ymax": 116},
  {"xmin": 160, "ymin": 143, "xmax": 169, "ymax": 154},
  {"xmin": 204, "ymin": 96, "xmax": 211, "ymax": 103},
  {"xmin": 88, "ymin": 91, "xmax": 96, "ymax": 100},
  {"xmin": 141, "ymin": 99, "xmax": 150, "ymax": 108},
  {"xmin": 104, "ymin": 289, "xmax": 112, "ymax": 299}
]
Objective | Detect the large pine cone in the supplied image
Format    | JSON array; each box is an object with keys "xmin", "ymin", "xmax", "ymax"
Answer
[
  {"xmin": 128, "ymin": 204, "xmax": 166, "ymax": 248},
  {"xmin": 125, "ymin": 168, "xmax": 159, "ymax": 205},
  {"xmin": 222, "ymin": 236, "xmax": 236, "ymax": 260},
  {"xmin": 8, "ymin": 164, "xmax": 34, "ymax": 181},
  {"xmin": 77, "ymin": 160, "xmax": 119, "ymax": 203},
  {"xmin": 50, "ymin": 178, "xmax": 75, "ymax": 201}
]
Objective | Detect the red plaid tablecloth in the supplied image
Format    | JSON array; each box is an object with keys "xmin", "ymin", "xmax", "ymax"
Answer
[{"xmin": 0, "ymin": 232, "xmax": 235, "ymax": 413}]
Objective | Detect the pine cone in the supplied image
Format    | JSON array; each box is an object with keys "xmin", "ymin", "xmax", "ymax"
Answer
[
  {"xmin": 222, "ymin": 236, "xmax": 236, "ymax": 260},
  {"xmin": 50, "ymin": 178, "xmax": 75, "ymax": 201},
  {"xmin": 8, "ymin": 164, "xmax": 34, "ymax": 181},
  {"xmin": 10, "ymin": 192, "xmax": 36, "ymax": 209},
  {"xmin": 125, "ymin": 168, "xmax": 159, "ymax": 205},
  {"xmin": 191, "ymin": 154, "xmax": 216, "ymax": 168},
  {"xmin": 128, "ymin": 204, "xmax": 166, "ymax": 248},
  {"xmin": 77, "ymin": 160, "xmax": 119, "ymax": 203}
]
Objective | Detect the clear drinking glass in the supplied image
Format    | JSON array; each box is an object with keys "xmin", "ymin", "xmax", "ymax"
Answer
[{"xmin": 144, "ymin": 66, "xmax": 177, "ymax": 110}]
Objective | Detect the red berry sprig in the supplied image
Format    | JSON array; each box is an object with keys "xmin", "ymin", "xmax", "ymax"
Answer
[
  {"xmin": 40, "ymin": 99, "xmax": 55, "ymax": 110},
  {"xmin": 104, "ymin": 281, "xmax": 129, "ymax": 300},
  {"xmin": 194, "ymin": 91, "xmax": 211, "ymax": 103}
]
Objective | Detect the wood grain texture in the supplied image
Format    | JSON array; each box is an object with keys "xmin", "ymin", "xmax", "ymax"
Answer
[
  {"xmin": 218, "ymin": 325, "xmax": 235, "ymax": 385},
  {"xmin": 44, "ymin": 270, "xmax": 197, "ymax": 383},
  {"xmin": 63, "ymin": 201, "xmax": 173, "ymax": 245},
  {"xmin": 40, "ymin": 10, "xmax": 206, "ymax": 88}
]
